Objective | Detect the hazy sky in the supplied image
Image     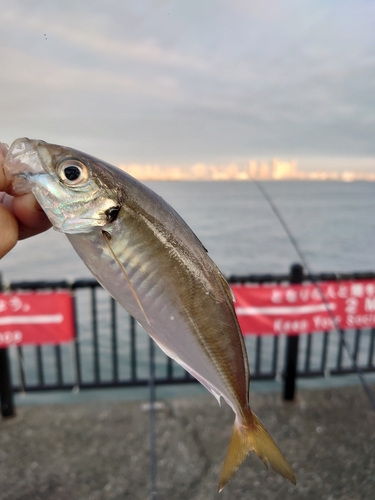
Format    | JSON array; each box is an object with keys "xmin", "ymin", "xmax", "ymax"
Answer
[{"xmin": 1, "ymin": 0, "xmax": 375, "ymax": 170}]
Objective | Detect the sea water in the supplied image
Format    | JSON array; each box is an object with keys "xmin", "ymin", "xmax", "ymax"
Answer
[
  {"xmin": 1, "ymin": 181, "xmax": 375, "ymax": 401},
  {"xmin": 2, "ymin": 180, "xmax": 375, "ymax": 281}
]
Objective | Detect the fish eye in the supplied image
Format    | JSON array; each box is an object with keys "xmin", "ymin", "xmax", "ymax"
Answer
[{"xmin": 57, "ymin": 159, "xmax": 89, "ymax": 186}]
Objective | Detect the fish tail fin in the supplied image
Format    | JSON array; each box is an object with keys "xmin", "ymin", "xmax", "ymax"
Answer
[{"xmin": 218, "ymin": 409, "xmax": 296, "ymax": 492}]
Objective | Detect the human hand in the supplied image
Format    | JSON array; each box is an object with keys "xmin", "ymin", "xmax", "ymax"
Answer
[{"xmin": 0, "ymin": 142, "xmax": 51, "ymax": 259}]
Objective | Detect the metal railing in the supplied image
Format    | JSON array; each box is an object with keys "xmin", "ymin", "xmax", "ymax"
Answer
[{"xmin": 1, "ymin": 265, "xmax": 375, "ymax": 417}]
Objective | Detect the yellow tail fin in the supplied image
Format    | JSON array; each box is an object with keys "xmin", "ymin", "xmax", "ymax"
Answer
[{"xmin": 218, "ymin": 410, "xmax": 296, "ymax": 492}]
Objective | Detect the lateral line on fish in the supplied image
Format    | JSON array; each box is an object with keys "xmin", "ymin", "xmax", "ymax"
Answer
[
  {"xmin": 134, "ymin": 211, "xmax": 237, "ymax": 400},
  {"xmin": 102, "ymin": 230, "xmax": 151, "ymax": 326},
  {"xmin": 140, "ymin": 213, "xmax": 245, "ymax": 402}
]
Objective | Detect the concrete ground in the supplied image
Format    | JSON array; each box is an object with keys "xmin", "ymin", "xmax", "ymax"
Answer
[{"xmin": 0, "ymin": 383, "xmax": 374, "ymax": 500}]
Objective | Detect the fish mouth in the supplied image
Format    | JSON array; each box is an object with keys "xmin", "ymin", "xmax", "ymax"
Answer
[{"xmin": 4, "ymin": 138, "xmax": 46, "ymax": 194}]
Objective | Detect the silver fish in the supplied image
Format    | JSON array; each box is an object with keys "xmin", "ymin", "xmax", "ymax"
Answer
[{"xmin": 4, "ymin": 138, "xmax": 295, "ymax": 491}]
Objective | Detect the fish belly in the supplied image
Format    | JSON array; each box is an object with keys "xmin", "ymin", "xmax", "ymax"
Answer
[{"xmin": 67, "ymin": 228, "xmax": 240, "ymax": 409}]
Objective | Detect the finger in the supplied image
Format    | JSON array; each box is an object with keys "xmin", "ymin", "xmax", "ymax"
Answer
[
  {"xmin": 0, "ymin": 203, "xmax": 18, "ymax": 258},
  {"xmin": 0, "ymin": 142, "xmax": 10, "ymax": 193},
  {"xmin": 12, "ymin": 192, "xmax": 51, "ymax": 240}
]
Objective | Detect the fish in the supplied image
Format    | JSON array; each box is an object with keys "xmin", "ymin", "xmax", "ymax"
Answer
[{"xmin": 4, "ymin": 138, "xmax": 295, "ymax": 491}]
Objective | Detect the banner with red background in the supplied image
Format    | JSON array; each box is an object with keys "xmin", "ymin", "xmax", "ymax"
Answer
[
  {"xmin": 231, "ymin": 280, "xmax": 375, "ymax": 335},
  {"xmin": 0, "ymin": 291, "xmax": 75, "ymax": 347}
]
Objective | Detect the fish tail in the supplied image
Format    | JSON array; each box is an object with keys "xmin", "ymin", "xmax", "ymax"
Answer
[{"xmin": 218, "ymin": 408, "xmax": 296, "ymax": 492}]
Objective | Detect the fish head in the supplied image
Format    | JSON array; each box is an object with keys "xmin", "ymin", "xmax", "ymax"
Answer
[{"xmin": 4, "ymin": 138, "xmax": 121, "ymax": 234}]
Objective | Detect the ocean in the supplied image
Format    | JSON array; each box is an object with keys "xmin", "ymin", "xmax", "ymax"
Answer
[
  {"xmin": 2, "ymin": 180, "xmax": 375, "ymax": 402},
  {"xmin": 2, "ymin": 180, "xmax": 375, "ymax": 282}
]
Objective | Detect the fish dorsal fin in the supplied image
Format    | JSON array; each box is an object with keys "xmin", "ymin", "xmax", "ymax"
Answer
[{"xmin": 102, "ymin": 230, "xmax": 150, "ymax": 326}]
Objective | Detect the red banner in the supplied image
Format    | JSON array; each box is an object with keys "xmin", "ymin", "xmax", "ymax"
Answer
[
  {"xmin": 231, "ymin": 280, "xmax": 375, "ymax": 335},
  {"xmin": 0, "ymin": 291, "xmax": 75, "ymax": 347}
]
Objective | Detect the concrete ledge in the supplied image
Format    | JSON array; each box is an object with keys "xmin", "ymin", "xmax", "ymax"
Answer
[{"xmin": 1, "ymin": 384, "xmax": 374, "ymax": 499}]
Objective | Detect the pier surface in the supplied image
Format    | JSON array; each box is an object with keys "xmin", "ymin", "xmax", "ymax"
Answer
[{"xmin": 0, "ymin": 384, "xmax": 374, "ymax": 500}]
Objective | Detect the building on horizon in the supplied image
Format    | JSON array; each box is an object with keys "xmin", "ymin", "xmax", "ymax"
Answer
[
  {"xmin": 271, "ymin": 159, "xmax": 297, "ymax": 179},
  {"xmin": 118, "ymin": 158, "xmax": 375, "ymax": 182}
]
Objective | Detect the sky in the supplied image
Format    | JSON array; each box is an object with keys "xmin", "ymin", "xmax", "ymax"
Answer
[{"xmin": 1, "ymin": 0, "xmax": 375, "ymax": 172}]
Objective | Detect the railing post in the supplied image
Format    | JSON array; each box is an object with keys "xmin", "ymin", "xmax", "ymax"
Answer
[
  {"xmin": 0, "ymin": 348, "xmax": 15, "ymax": 418},
  {"xmin": 0, "ymin": 274, "xmax": 16, "ymax": 418},
  {"xmin": 283, "ymin": 263, "xmax": 303, "ymax": 401}
]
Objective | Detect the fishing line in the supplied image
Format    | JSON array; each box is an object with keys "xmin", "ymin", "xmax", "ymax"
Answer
[
  {"xmin": 254, "ymin": 180, "xmax": 375, "ymax": 411},
  {"xmin": 148, "ymin": 337, "xmax": 158, "ymax": 500},
  {"xmin": 101, "ymin": 230, "xmax": 158, "ymax": 494}
]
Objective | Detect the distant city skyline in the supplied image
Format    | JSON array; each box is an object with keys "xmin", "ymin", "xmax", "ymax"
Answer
[{"xmin": 120, "ymin": 158, "xmax": 375, "ymax": 182}]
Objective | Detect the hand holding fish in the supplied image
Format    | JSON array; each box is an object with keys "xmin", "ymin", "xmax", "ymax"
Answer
[
  {"xmin": 0, "ymin": 141, "xmax": 51, "ymax": 258},
  {"xmin": 3, "ymin": 138, "xmax": 296, "ymax": 491}
]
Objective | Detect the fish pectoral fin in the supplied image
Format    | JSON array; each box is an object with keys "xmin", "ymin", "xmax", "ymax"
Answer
[
  {"xmin": 218, "ymin": 410, "xmax": 296, "ymax": 492},
  {"xmin": 102, "ymin": 230, "xmax": 151, "ymax": 326}
]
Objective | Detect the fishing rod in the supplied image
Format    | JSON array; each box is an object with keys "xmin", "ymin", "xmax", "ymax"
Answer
[{"xmin": 253, "ymin": 180, "xmax": 375, "ymax": 411}]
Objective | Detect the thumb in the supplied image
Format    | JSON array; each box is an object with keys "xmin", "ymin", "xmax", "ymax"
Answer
[{"xmin": 0, "ymin": 203, "xmax": 18, "ymax": 258}]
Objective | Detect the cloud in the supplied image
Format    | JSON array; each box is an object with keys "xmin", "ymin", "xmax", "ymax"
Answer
[{"xmin": 0, "ymin": 0, "xmax": 374, "ymax": 166}]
